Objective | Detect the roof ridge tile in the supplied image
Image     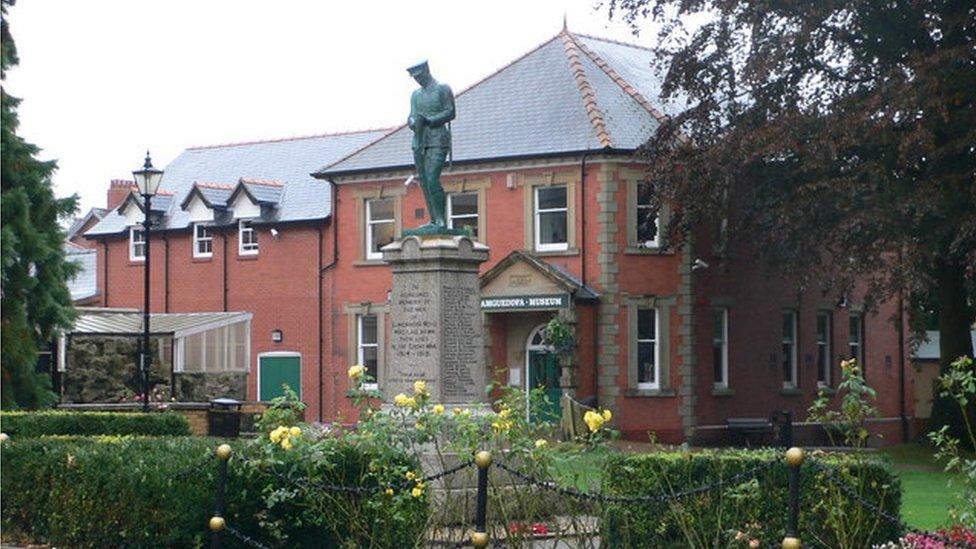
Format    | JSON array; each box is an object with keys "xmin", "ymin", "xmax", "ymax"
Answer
[
  {"xmin": 240, "ymin": 177, "xmax": 285, "ymax": 187},
  {"xmin": 186, "ymin": 127, "xmax": 396, "ymax": 151},
  {"xmin": 194, "ymin": 181, "xmax": 236, "ymax": 190},
  {"xmin": 571, "ymin": 34, "xmax": 669, "ymax": 125},
  {"xmin": 570, "ymin": 31, "xmax": 655, "ymax": 53},
  {"xmin": 560, "ymin": 32, "xmax": 613, "ymax": 148}
]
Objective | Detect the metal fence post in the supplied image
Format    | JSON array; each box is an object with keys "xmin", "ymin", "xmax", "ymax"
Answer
[
  {"xmin": 783, "ymin": 446, "xmax": 804, "ymax": 549},
  {"xmin": 209, "ymin": 444, "xmax": 232, "ymax": 549},
  {"xmin": 471, "ymin": 450, "xmax": 491, "ymax": 549}
]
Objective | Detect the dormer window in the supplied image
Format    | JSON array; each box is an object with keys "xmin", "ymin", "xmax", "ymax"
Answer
[
  {"xmin": 129, "ymin": 227, "xmax": 146, "ymax": 261},
  {"xmin": 239, "ymin": 220, "xmax": 258, "ymax": 255}
]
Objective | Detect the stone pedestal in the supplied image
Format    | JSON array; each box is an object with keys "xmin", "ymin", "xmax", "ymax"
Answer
[{"xmin": 382, "ymin": 235, "xmax": 490, "ymax": 404}]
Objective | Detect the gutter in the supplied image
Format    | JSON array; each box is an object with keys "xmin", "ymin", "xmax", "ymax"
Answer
[{"xmin": 315, "ymin": 147, "xmax": 627, "ymax": 180}]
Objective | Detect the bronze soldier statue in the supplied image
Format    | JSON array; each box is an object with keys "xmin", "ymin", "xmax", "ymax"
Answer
[{"xmin": 407, "ymin": 60, "xmax": 456, "ymax": 231}]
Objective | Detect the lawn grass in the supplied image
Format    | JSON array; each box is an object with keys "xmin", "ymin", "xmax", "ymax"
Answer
[{"xmin": 881, "ymin": 443, "xmax": 963, "ymax": 531}]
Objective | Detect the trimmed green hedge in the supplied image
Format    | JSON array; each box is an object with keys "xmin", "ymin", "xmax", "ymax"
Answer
[
  {"xmin": 1, "ymin": 436, "xmax": 427, "ymax": 548},
  {"xmin": 601, "ymin": 449, "xmax": 902, "ymax": 548},
  {"xmin": 0, "ymin": 410, "xmax": 190, "ymax": 437}
]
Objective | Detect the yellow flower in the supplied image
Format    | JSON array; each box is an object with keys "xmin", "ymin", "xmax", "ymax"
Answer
[
  {"xmin": 498, "ymin": 407, "xmax": 511, "ymax": 419},
  {"xmin": 492, "ymin": 420, "xmax": 513, "ymax": 434},
  {"xmin": 411, "ymin": 485, "xmax": 424, "ymax": 498},
  {"xmin": 385, "ymin": 487, "xmax": 394, "ymax": 496},
  {"xmin": 433, "ymin": 404, "xmax": 445, "ymax": 415},
  {"xmin": 394, "ymin": 393, "xmax": 410, "ymax": 407},
  {"xmin": 601, "ymin": 409, "xmax": 612, "ymax": 422},
  {"xmin": 289, "ymin": 426, "xmax": 302, "ymax": 437},
  {"xmin": 583, "ymin": 410, "xmax": 605, "ymax": 432},
  {"xmin": 269, "ymin": 426, "xmax": 287, "ymax": 443},
  {"xmin": 534, "ymin": 439, "xmax": 547, "ymax": 448},
  {"xmin": 281, "ymin": 438, "xmax": 293, "ymax": 450},
  {"xmin": 405, "ymin": 471, "xmax": 416, "ymax": 480},
  {"xmin": 347, "ymin": 364, "xmax": 365, "ymax": 379},
  {"xmin": 413, "ymin": 380, "xmax": 427, "ymax": 395},
  {"xmin": 415, "ymin": 422, "xmax": 424, "ymax": 430}
]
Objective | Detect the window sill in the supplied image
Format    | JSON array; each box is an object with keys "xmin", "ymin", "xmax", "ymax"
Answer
[
  {"xmin": 624, "ymin": 245, "xmax": 672, "ymax": 256},
  {"xmin": 624, "ymin": 388, "xmax": 676, "ymax": 398},
  {"xmin": 236, "ymin": 254, "xmax": 259, "ymax": 261},
  {"xmin": 192, "ymin": 256, "xmax": 213, "ymax": 263},
  {"xmin": 816, "ymin": 386, "xmax": 836, "ymax": 396},
  {"xmin": 128, "ymin": 259, "xmax": 145, "ymax": 266},
  {"xmin": 779, "ymin": 387, "xmax": 802, "ymax": 397},
  {"xmin": 353, "ymin": 258, "xmax": 388, "ymax": 267},
  {"xmin": 533, "ymin": 247, "xmax": 580, "ymax": 257},
  {"xmin": 711, "ymin": 387, "xmax": 735, "ymax": 397}
]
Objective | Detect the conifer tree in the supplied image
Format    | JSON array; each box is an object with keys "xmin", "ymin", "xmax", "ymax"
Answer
[{"xmin": 1, "ymin": 0, "xmax": 78, "ymax": 408}]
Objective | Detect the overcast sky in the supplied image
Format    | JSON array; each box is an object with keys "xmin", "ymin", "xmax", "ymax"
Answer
[{"xmin": 4, "ymin": 1, "xmax": 647, "ymax": 214}]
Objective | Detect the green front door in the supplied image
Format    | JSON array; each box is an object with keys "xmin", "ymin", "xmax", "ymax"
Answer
[
  {"xmin": 259, "ymin": 355, "xmax": 301, "ymax": 401},
  {"xmin": 528, "ymin": 350, "xmax": 562, "ymax": 423}
]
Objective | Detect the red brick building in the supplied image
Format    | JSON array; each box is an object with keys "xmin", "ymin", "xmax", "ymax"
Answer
[{"xmin": 86, "ymin": 29, "xmax": 913, "ymax": 443}]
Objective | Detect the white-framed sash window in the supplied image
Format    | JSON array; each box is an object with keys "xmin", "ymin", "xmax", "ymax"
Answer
[
  {"xmin": 713, "ymin": 308, "xmax": 729, "ymax": 388},
  {"xmin": 636, "ymin": 307, "xmax": 659, "ymax": 390},
  {"xmin": 447, "ymin": 192, "xmax": 479, "ymax": 239},
  {"xmin": 534, "ymin": 185, "xmax": 568, "ymax": 252},
  {"xmin": 365, "ymin": 198, "xmax": 395, "ymax": 260},
  {"xmin": 129, "ymin": 227, "xmax": 146, "ymax": 261},
  {"xmin": 357, "ymin": 314, "xmax": 379, "ymax": 390},
  {"xmin": 193, "ymin": 223, "xmax": 213, "ymax": 258},
  {"xmin": 782, "ymin": 310, "xmax": 798, "ymax": 388},
  {"xmin": 816, "ymin": 312, "xmax": 832, "ymax": 387},
  {"xmin": 849, "ymin": 313, "xmax": 864, "ymax": 369},
  {"xmin": 238, "ymin": 220, "xmax": 258, "ymax": 255},
  {"xmin": 636, "ymin": 181, "xmax": 660, "ymax": 248}
]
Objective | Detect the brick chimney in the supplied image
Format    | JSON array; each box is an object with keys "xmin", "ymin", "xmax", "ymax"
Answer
[{"xmin": 107, "ymin": 179, "xmax": 136, "ymax": 210}]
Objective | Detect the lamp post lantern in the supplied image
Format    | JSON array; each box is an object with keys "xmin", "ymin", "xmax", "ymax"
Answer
[{"xmin": 133, "ymin": 151, "xmax": 163, "ymax": 412}]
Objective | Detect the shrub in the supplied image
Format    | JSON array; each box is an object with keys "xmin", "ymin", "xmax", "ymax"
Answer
[
  {"xmin": 0, "ymin": 434, "xmax": 428, "ymax": 548},
  {"xmin": 601, "ymin": 449, "xmax": 902, "ymax": 548},
  {"xmin": 0, "ymin": 410, "xmax": 190, "ymax": 437}
]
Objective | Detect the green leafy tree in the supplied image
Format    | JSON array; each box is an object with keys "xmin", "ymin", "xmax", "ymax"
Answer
[
  {"xmin": 605, "ymin": 1, "xmax": 975, "ymax": 433},
  {"xmin": 1, "ymin": 0, "xmax": 78, "ymax": 408}
]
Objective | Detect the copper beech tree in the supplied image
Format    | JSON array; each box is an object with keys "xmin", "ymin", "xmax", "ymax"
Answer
[{"xmin": 605, "ymin": 1, "xmax": 975, "ymax": 430}]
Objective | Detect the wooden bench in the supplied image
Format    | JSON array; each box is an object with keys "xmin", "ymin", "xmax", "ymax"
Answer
[{"xmin": 727, "ymin": 417, "xmax": 775, "ymax": 447}]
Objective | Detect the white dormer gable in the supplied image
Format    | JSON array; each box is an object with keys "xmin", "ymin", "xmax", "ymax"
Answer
[
  {"xmin": 120, "ymin": 195, "xmax": 144, "ymax": 226},
  {"xmin": 186, "ymin": 194, "xmax": 216, "ymax": 223},
  {"xmin": 231, "ymin": 192, "xmax": 261, "ymax": 219}
]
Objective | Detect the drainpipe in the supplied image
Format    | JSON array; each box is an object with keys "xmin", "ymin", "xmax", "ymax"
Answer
[
  {"xmin": 102, "ymin": 240, "xmax": 110, "ymax": 306},
  {"xmin": 897, "ymin": 253, "xmax": 909, "ymax": 442},
  {"xmin": 320, "ymin": 181, "xmax": 341, "ymax": 423},
  {"xmin": 222, "ymin": 232, "xmax": 228, "ymax": 311},
  {"xmin": 163, "ymin": 234, "xmax": 170, "ymax": 312},
  {"xmin": 579, "ymin": 153, "xmax": 588, "ymax": 286},
  {"xmin": 317, "ymin": 220, "xmax": 325, "ymax": 423}
]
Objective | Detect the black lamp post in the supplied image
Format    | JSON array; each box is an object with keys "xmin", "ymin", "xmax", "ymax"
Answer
[{"xmin": 133, "ymin": 151, "xmax": 163, "ymax": 412}]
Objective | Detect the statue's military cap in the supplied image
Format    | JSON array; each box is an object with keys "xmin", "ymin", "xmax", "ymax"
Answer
[{"xmin": 406, "ymin": 60, "xmax": 430, "ymax": 76}]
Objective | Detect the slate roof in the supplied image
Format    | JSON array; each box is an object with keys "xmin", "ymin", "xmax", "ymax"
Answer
[
  {"xmin": 64, "ymin": 243, "xmax": 98, "ymax": 302},
  {"xmin": 86, "ymin": 129, "xmax": 389, "ymax": 236},
  {"xmin": 66, "ymin": 208, "xmax": 109, "ymax": 241},
  {"xmin": 181, "ymin": 182, "xmax": 235, "ymax": 209},
  {"xmin": 318, "ymin": 29, "xmax": 673, "ymax": 177}
]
